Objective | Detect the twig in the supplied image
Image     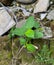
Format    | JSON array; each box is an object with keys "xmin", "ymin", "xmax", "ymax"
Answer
[{"xmin": 16, "ymin": 46, "xmax": 24, "ymax": 57}]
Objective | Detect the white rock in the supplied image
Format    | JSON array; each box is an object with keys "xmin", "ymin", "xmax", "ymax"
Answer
[
  {"xmin": 40, "ymin": 13, "xmax": 47, "ymax": 20},
  {"xmin": 34, "ymin": 0, "xmax": 49, "ymax": 13},
  {"xmin": 47, "ymin": 10, "xmax": 54, "ymax": 20},
  {"xmin": 0, "ymin": 7, "xmax": 15, "ymax": 36}
]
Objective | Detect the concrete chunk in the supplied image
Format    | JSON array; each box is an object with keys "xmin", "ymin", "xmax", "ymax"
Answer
[
  {"xmin": 0, "ymin": 7, "xmax": 15, "ymax": 36},
  {"xmin": 34, "ymin": 0, "xmax": 49, "ymax": 13}
]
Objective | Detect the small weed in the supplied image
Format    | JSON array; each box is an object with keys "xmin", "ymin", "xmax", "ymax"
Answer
[{"xmin": 9, "ymin": 16, "xmax": 44, "ymax": 52}]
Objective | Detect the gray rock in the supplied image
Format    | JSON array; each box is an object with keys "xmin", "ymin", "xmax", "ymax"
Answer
[
  {"xmin": 34, "ymin": 0, "xmax": 49, "ymax": 13},
  {"xmin": 0, "ymin": 7, "xmax": 15, "ymax": 36},
  {"xmin": 16, "ymin": 0, "xmax": 36, "ymax": 4},
  {"xmin": 47, "ymin": 10, "xmax": 54, "ymax": 20}
]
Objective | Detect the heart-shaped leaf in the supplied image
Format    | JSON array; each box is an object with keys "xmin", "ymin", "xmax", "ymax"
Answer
[
  {"xmin": 25, "ymin": 29, "xmax": 34, "ymax": 38},
  {"xmin": 13, "ymin": 27, "xmax": 26, "ymax": 36},
  {"xmin": 35, "ymin": 30, "xmax": 43, "ymax": 38},
  {"xmin": 26, "ymin": 44, "xmax": 36, "ymax": 52},
  {"xmin": 34, "ymin": 21, "xmax": 40, "ymax": 28},
  {"xmin": 19, "ymin": 38, "xmax": 26, "ymax": 45},
  {"xmin": 23, "ymin": 16, "xmax": 35, "ymax": 29}
]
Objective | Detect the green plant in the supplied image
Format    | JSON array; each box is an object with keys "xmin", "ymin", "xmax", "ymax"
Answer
[
  {"xmin": 35, "ymin": 44, "xmax": 54, "ymax": 65},
  {"xmin": 9, "ymin": 16, "xmax": 44, "ymax": 52}
]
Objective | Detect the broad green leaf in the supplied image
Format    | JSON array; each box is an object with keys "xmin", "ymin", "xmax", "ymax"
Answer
[
  {"xmin": 23, "ymin": 16, "xmax": 35, "ymax": 29},
  {"xmin": 13, "ymin": 27, "xmax": 26, "ymax": 36},
  {"xmin": 26, "ymin": 44, "xmax": 36, "ymax": 52},
  {"xmin": 35, "ymin": 30, "xmax": 43, "ymax": 38},
  {"xmin": 34, "ymin": 21, "xmax": 40, "ymax": 28},
  {"xmin": 19, "ymin": 38, "xmax": 26, "ymax": 45},
  {"xmin": 25, "ymin": 29, "xmax": 34, "ymax": 38}
]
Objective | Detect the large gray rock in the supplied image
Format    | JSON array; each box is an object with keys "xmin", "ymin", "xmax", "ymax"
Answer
[
  {"xmin": 16, "ymin": 0, "xmax": 36, "ymax": 4},
  {"xmin": 0, "ymin": 7, "xmax": 15, "ymax": 36},
  {"xmin": 34, "ymin": 0, "xmax": 49, "ymax": 13},
  {"xmin": 47, "ymin": 10, "xmax": 54, "ymax": 20}
]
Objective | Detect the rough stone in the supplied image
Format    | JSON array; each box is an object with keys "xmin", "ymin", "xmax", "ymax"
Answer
[
  {"xmin": 34, "ymin": 0, "xmax": 49, "ymax": 13},
  {"xmin": 0, "ymin": 7, "xmax": 15, "ymax": 36},
  {"xmin": 47, "ymin": 10, "xmax": 54, "ymax": 20},
  {"xmin": 16, "ymin": 0, "xmax": 36, "ymax": 4}
]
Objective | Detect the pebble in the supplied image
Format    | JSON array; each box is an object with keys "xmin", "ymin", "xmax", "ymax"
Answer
[
  {"xmin": 47, "ymin": 10, "xmax": 54, "ymax": 20},
  {"xmin": 34, "ymin": 0, "xmax": 49, "ymax": 13},
  {"xmin": 42, "ymin": 27, "xmax": 53, "ymax": 39}
]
